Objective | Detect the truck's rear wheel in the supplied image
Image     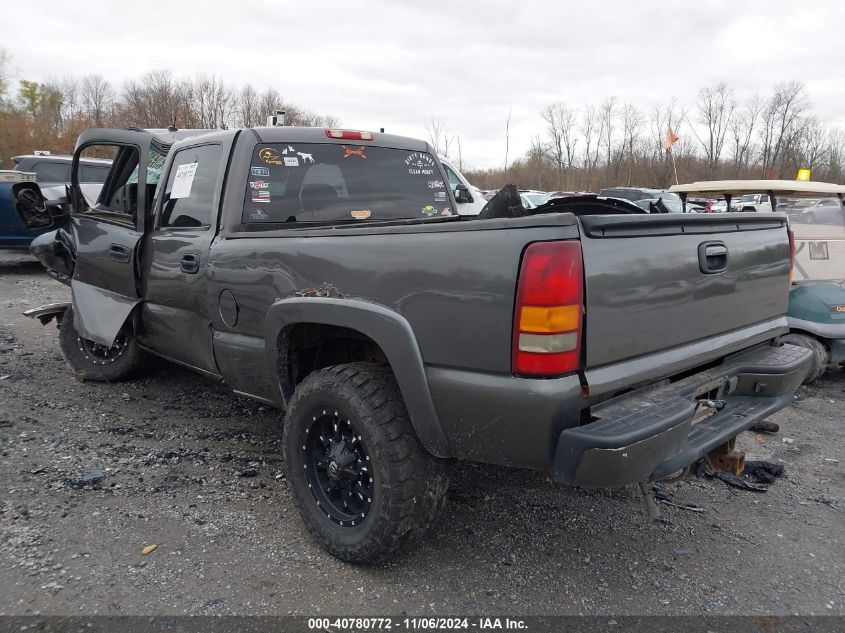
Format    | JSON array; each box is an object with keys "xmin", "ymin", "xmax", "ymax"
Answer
[
  {"xmin": 282, "ymin": 362, "xmax": 449, "ymax": 564},
  {"xmin": 58, "ymin": 306, "xmax": 146, "ymax": 382},
  {"xmin": 781, "ymin": 332, "xmax": 829, "ymax": 384}
]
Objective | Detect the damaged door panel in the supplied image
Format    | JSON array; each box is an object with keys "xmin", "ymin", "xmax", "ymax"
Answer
[
  {"xmin": 66, "ymin": 130, "xmax": 157, "ymax": 342},
  {"xmin": 70, "ymin": 279, "xmax": 140, "ymax": 346}
]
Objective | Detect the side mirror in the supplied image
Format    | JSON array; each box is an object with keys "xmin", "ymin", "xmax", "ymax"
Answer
[{"xmin": 455, "ymin": 183, "xmax": 474, "ymax": 204}]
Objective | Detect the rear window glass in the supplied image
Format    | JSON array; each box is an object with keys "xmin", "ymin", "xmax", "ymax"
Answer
[{"xmin": 242, "ymin": 143, "xmax": 453, "ymax": 225}]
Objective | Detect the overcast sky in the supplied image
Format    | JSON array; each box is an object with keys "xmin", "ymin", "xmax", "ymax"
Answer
[{"xmin": 2, "ymin": 0, "xmax": 844, "ymax": 169}]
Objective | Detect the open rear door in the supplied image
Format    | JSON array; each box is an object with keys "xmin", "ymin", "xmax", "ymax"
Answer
[{"xmin": 67, "ymin": 128, "xmax": 159, "ymax": 346}]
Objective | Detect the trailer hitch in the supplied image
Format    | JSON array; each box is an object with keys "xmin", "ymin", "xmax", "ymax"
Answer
[{"xmin": 706, "ymin": 438, "xmax": 745, "ymax": 475}]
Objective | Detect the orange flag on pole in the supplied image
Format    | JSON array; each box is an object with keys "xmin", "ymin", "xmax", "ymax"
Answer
[{"xmin": 663, "ymin": 126, "xmax": 680, "ymax": 151}]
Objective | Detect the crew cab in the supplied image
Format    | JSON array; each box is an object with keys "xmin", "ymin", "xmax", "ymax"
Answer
[{"xmin": 21, "ymin": 125, "xmax": 810, "ymax": 563}]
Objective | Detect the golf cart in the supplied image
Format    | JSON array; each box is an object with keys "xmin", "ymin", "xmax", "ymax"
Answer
[{"xmin": 669, "ymin": 180, "xmax": 845, "ymax": 383}]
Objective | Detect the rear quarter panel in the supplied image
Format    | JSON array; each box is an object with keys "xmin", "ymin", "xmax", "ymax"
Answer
[{"xmin": 207, "ymin": 216, "xmax": 580, "ymax": 378}]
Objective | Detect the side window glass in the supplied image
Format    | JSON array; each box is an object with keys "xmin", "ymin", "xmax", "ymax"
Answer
[
  {"xmin": 80, "ymin": 165, "xmax": 110, "ymax": 183},
  {"xmin": 161, "ymin": 145, "xmax": 222, "ymax": 228},
  {"xmin": 34, "ymin": 162, "xmax": 72, "ymax": 182},
  {"xmin": 444, "ymin": 165, "xmax": 461, "ymax": 191},
  {"xmin": 77, "ymin": 144, "xmax": 133, "ymax": 218}
]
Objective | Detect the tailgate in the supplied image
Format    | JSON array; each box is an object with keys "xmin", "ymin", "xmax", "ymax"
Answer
[{"xmin": 577, "ymin": 213, "xmax": 791, "ymax": 369}]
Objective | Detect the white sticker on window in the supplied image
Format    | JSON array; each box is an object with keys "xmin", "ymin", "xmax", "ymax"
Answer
[
  {"xmin": 170, "ymin": 162, "xmax": 198, "ymax": 199},
  {"xmin": 284, "ymin": 156, "xmax": 299, "ymax": 167}
]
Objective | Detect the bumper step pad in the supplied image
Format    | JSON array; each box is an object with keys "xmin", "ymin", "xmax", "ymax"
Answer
[{"xmin": 553, "ymin": 343, "xmax": 811, "ymax": 487}]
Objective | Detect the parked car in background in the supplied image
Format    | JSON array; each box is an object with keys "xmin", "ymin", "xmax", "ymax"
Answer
[
  {"xmin": 734, "ymin": 192, "xmax": 773, "ymax": 213},
  {"xmin": 599, "ymin": 187, "xmax": 683, "ymax": 213},
  {"xmin": 439, "ymin": 157, "xmax": 487, "ymax": 215},
  {"xmin": 1, "ymin": 155, "xmax": 112, "ymax": 248},
  {"xmin": 548, "ymin": 191, "xmax": 580, "ymax": 199},
  {"xmin": 519, "ymin": 193, "xmax": 537, "ymax": 209},
  {"xmin": 787, "ymin": 198, "xmax": 845, "ymax": 225},
  {"xmin": 519, "ymin": 190, "xmax": 551, "ymax": 206},
  {"xmin": 13, "ymin": 154, "xmax": 111, "ymax": 192}
]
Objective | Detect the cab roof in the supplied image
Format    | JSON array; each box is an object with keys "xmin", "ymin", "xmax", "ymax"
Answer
[{"xmin": 669, "ymin": 179, "xmax": 845, "ymax": 197}]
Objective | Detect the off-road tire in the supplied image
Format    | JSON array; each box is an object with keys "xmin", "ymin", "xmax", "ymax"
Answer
[
  {"xmin": 282, "ymin": 362, "xmax": 449, "ymax": 564},
  {"xmin": 781, "ymin": 332, "xmax": 829, "ymax": 384},
  {"xmin": 58, "ymin": 305, "xmax": 147, "ymax": 382}
]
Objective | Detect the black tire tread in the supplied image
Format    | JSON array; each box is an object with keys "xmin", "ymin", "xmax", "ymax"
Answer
[
  {"xmin": 283, "ymin": 362, "xmax": 449, "ymax": 564},
  {"xmin": 781, "ymin": 332, "xmax": 829, "ymax": 384},
  {"xmin": 58, "ymin": 306, "xmax": 146, "ymax": 382}
]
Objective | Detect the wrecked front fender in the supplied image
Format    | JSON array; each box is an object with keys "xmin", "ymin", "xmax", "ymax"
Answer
[{"xmin": 29, "ymin": 228, "xmax": 76, "ymax": 284}]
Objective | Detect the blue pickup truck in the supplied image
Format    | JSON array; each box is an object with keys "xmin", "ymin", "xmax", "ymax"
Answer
[{"xmin": 1, "ymin": 155, "xmax": 110, "ymax": 248}]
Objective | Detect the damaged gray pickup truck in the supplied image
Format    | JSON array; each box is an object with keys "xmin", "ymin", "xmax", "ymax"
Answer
[{"xmin": 20, "ymin": 125, "xmax": 810, "ymax": 563}]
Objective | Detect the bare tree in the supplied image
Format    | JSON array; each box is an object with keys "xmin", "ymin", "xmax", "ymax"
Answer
[
  {"xmin": 540, "ymin": 102, "xmax": 579, "ymax": 189},
  {"xmin": 620, "ymin": 102, "xmax": 644, "ymax": 185},
  {"xmin": 691, "ymin": 82, "xmax": 735, "ymax": 176},
  {"xmin": 80, "ymin": 74, "xmax": 114, "ymax": 127},
  {"xmin": 528, "ymin": 134, "xmax": 547, "ymax": 189},
  {"xmin": 580, "ymin": 104, "xmax": 597, "ymax": 190},
  {"xmin": 599, "ymin": 96, "xmax": 617, "ymax": 171},
  {"xmin": 798, "ymin": 117, "xmax": 829, "ymax": 172},
  {"xmin": 729, "ymin": 93, "xmax": 762, "ymax": 174},
  {"xmin": 39, "ymin": 80, "xmax": 64, "ymax": 136},
  {"xmin": 61, "ymin": 77, "xmax": 81, "ymax": 121},
  {"xmin": 826, "ymin": 128, "xmax": 845, "ymax": 182},
  {"xmin": 760, "ymin": 81, "xmax": 808, "ymax": 176},
  {"xmin": 257, "ymin": 87, "xmax": 282, "ymax": 123},
  {"xmin": 191, "ymin": 74, "xmax": 232, "ymax": 129},
  {"xmin": 649, "ymin": 98, "xmax": 685, "ymax": 186},
  {"xmin": 236, "ymin": 83, "xmax": 260, "ymax": 127},
  {"xmin": 424, "ymin": 117, "xmax": 453, "ymax": 158},
  {"xmin": 0, "ymin": 49, "xmax": 12, "ymax": 106}
]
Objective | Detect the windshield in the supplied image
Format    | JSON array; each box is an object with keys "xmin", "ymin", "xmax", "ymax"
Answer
[
  {"xmin": 523, "ymin": 193, "xmax": 549, "ymax": 207},
  {"xmin": 243, "ymin": 143, "xmax": 453, "ymax": 224},
  {"xmin": 523, "ymin": 193, "xmax": 550, "ymax": 206},
  {"xmin": 740, "ymin": 194, "xmax": 758, "ymax": 202},
  {"xmin": 789, "ymin": 199, "xmax": 815, "ymax": 208},
  {"xmin": 652, "ymin": 193, "xmax": 683, "ymax": 213}
]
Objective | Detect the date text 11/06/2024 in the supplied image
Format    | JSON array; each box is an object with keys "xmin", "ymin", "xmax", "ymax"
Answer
[{"xmin": 307, "ymin": 617, "xmax": 528, "ymax": 630}]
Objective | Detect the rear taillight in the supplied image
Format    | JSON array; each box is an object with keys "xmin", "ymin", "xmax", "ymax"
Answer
[
  {"xmin": 325, "ymin": 129, "xmax": 374, "ymax": 141},
  {"xmin": 787, "ymin": 227, "xmax": 795, "ymax": 284},
  {"xmin": 512, "ymin": 241, "xmax": 584, "ymax": 377}
]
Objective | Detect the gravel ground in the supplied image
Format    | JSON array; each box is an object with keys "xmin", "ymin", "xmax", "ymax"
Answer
[{"xmin": 0, "ymin": 250, "xmax": 843, "ymax": 616}]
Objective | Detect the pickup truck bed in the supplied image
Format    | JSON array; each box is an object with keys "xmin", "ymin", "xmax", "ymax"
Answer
[{"xmin": 22, "ymin": 125, "xmax": 811, "ymax": 563}]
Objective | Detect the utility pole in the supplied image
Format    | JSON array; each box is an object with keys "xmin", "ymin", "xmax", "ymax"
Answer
[{"xmin": 504, "ymin": 108, "xmax": 512, "ymax": 171}]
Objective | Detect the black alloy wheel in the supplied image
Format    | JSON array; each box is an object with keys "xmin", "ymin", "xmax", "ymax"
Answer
[
  {"xmin": 77, "ymin": 333, "xmax": 128, "ymax": 365},
  {"xmin": 302, "ymin": 408, "xmax": 374, "ymax": 527}
]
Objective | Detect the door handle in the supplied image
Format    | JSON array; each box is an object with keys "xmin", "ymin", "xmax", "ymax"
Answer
[
  {"xmin": 698, "ymin": 241, "xmax": 728, "ymax": 274},
  {"xmin": 108, "ymin": 244, "xmax": 131, "ymax": 263},
  {"xmin": 180, "ymin": 254, "xmax": 200, "ymax": 274}
]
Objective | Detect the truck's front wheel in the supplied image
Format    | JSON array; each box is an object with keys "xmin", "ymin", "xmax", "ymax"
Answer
[
  {"xmin": 282, "ymin": 362, "xmax": 449, "ymax": 564},
  {"xmin": 58, "ymin": 306, "xmax": 147, "ymax": 382}
]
